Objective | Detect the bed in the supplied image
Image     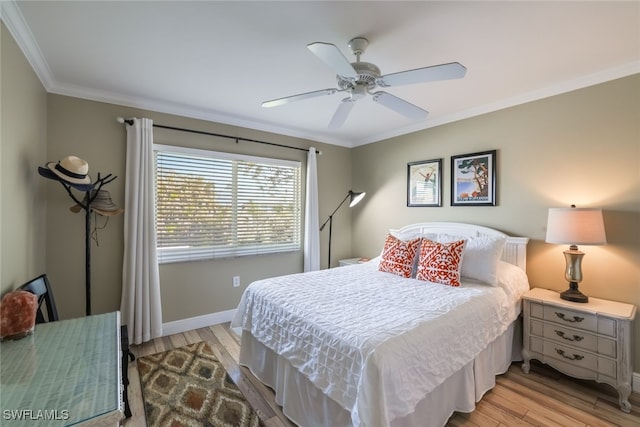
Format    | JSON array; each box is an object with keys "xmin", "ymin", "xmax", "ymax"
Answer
[{"xmin": 231, "ymin": 222, "xmax": 530, "ymax": 427}]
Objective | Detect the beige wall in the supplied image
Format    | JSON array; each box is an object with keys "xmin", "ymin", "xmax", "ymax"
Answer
[
  {"xmin": 351, "ymin": 74, "xmax": 640, "ymax": 367},
  {"xmin": 45, "ymin": 94, "xmax": 352, "ymax": 321},
  {"xmin": 1, "ymin": 22, "xmax": 48, "ymax": 294}
]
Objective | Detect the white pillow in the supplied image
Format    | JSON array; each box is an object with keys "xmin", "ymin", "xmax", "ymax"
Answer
[
  {"xmin": 436, "ymin": 234, "xmax": 507, "ymax": 285},
  {"xmin": 389, "ymin": 228, "xmax": 436, "ymax": 242},
  {"xmin": 495, "ymin": 260, "xmax": 530, "ymax": 294}
]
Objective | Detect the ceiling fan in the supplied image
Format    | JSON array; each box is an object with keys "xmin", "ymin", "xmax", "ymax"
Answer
[{"xmin": 262, "ymin": 37, "xmax": 466, "ymax": 128}]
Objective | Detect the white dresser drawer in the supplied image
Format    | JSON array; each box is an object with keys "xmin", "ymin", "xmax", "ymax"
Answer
[
  {"xmin": 543, "ymin": 339, "xmax": 617, "ymax": 379},
  {"xmin": 531, "ymin": 302, "xmax": 617, "ymax": 337},
  {"xmin": 541, "ymin": 337, "xmax": 597, "ymax": 371},
  {"xmin": 531, "ymin": 301, "xmax": 594, "ymax": 329},
  {"xmin": 530, "ymin": 319, "xmax": 616, "ymax": 358},
  {"xmin": 542, "ymin": 304, "xmax": 596, "ymax": 331},
  {"xmin": 530, "ymin": 336, "xmax": 617, "ymax": 380}
]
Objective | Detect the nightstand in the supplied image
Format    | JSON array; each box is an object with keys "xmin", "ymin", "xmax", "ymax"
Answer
[{"xmin": 522, "ymin": 288, "xmax": 636, "ymax": 412}]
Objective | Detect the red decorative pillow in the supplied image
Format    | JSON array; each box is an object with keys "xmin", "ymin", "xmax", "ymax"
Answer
[
  {"xmin": 378, "ymin": 234, "xmax": 422, "ymax": 278},
  {"xmin": 416, "ymin": 239, "xmax": 466, "ymax": 286}
]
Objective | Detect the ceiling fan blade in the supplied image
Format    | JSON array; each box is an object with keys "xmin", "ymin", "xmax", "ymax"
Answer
[
  {"xmin": 328, "ymin": 98, "xmax": 356, "ymax": 128},
  {"xmin": 376, "ymin": 62, "xmax": 466, "ymax": 87},
  {"xmin": 262, "ymin": 88, "xmax": 338, "ymax": 108},
  {"xmin": 307, "ymin": 42, "xmax": 358, "ymax": 79},
  {"xmin": 371, "ymin": 91, "xmax": 428, "ymax": 120}
]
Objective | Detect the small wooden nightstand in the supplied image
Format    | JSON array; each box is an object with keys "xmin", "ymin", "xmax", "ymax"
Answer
[{"xmin": 522, "ymin": 288, "xmax": 636, "ymax": 412}]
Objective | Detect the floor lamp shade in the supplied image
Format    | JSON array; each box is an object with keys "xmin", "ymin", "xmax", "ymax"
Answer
[
  {"xmin": 545, "ymin": 206, "xmax": 606, "ymax": 302},
  {"xmin": 320, "ymin": 190, "xmax": 366, "ymax": 268},
  {"xmin": 349, "ymin": 191, "xmax": 366, "ymax": 207}
]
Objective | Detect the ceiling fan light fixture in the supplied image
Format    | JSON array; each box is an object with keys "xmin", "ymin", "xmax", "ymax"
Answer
[
  {"xmin": 351, "ymin": 84, "xmax": 367, "ymax": 100},
  {"xmin": 263, "ymin": 37, "xmax": 465, "ymax": 128}
]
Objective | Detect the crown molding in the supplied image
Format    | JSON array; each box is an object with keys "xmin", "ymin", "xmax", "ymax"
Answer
[
  {"xmin": 354, "ymin": 61, "xmax": 640, "ymax": 147},
  {"xmin": 46, "ymin": 81, "xmax": 352, "ymax": 148},
  {"xmin": 39, "ymin": 61, "xmax": 640, "ymax": 149},
  {"xmin": 48, "ymin": 61, "xmax": 640, "ymax": 149},
  {"xmin": 1, "ymin": 0, "xmax": 54, "ymax": 90}
]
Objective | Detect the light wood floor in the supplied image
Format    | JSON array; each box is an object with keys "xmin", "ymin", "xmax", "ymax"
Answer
[{"xmin": 123, "ymin": 323, "xmax": 640, "ymax": 427}]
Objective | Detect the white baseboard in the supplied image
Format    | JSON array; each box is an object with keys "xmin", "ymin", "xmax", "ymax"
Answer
[
  {"xmin": 161, "ymin": 309, "xmax": 236, "ymax": 337},
  {"xmin": 634, "ymin": 372, "xmax": 640, "ymax": 393}
]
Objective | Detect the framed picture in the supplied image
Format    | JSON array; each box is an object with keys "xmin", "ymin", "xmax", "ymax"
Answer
[
  {"xmin": 407, "ymin": 159, "xmax": 442, "ymax": 207},
  {"xmin": 451, "ymin": 150, "xmax": 496, "ymax": 206}
]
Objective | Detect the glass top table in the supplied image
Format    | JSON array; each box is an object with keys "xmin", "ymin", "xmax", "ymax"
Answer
[{"xmin": 0, "ymin": 312, "xmax": 123, "ymax": 426}]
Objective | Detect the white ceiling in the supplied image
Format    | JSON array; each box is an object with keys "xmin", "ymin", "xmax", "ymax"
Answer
[{"xmin": 3, "ymin": 1, "xmax": 639, "ymax": 147}]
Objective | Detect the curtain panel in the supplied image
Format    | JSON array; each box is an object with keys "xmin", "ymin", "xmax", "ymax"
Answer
[
  {"xmin": 304, "ymin": 147, "xmax": 320, "ymax": 271},
  {"xmin": 121, "ymin": 118, "xmax": 163, "ymax": 344}
]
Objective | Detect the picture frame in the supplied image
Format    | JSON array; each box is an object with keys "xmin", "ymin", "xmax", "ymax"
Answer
[
  {"xmin": 451, "ymin": 150, "xmax": 496, "ymax": 206},
  {"xmin": 407, "ymin": 158, "xmax": 442, "ymax": 207}
]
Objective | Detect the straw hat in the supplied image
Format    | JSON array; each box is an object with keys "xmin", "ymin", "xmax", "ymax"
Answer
[
  {"xmin": 38, "ymin": 155, "xmax": 93, "ymax": 191},
  {"xmin": 70, "ymin": 189, "xmax": 124, "ymax": 216}
]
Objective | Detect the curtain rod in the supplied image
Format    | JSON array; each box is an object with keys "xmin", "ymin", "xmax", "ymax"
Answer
[{"xmin": 117, "ymin": 117, "xmax": 320, "ymax": 154}]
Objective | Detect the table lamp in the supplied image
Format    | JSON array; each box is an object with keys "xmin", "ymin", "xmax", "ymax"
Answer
[{"xmin": 545, "ymin": 205, "xmax": 607, "ymax": 303}]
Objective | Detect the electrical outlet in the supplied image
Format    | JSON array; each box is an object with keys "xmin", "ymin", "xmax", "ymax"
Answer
[{"xmin": 233, "ymin": 276, "xmax": 240, "ymax": 287}]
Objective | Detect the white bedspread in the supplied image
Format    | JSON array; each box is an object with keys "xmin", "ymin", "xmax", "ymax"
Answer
[{"xmin": 232, "ymin": 261, "xmax": 527, "ymax": 427}]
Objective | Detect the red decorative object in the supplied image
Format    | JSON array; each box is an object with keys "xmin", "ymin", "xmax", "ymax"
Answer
[
  {"xmin": 0, "ymin": 290, "xmax": 38, "ymax": 340},
  {"xmin": 378, "ymin": 234, "xmax": 422, "ymax": 278},
  {"xmin": 416, "ymin": 239, "xmax": 466, "ymax": 286}
]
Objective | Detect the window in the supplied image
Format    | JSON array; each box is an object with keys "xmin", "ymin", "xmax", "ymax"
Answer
[{"xmin": 154, "ymin": 144, "xmax": 301, "ymax": 263}]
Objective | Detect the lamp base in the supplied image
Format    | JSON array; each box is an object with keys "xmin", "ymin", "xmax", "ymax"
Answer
[{"xmin": 560, "ymin": 282, "xmax": 589, "ymax": 303}]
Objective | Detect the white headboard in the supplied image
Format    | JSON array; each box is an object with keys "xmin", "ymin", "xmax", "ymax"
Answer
[{"xmin": 393, "ymin": 222, "xmax": 530, "ymax": 271}]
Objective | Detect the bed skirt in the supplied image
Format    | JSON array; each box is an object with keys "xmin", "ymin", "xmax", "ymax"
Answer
[{"xmin": 238, "ymin": 318, "xmax": 522, "ymax": 427}]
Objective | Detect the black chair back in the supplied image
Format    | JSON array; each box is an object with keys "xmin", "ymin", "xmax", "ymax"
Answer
[{"xmin": 19, "ymin": 274, "xmax": 59, "ymax": 323}]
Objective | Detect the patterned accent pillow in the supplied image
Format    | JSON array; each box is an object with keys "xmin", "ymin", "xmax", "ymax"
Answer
[
  {"xmin": 416, "ymin": 239, "xmax": 466, "ymax": 286},
  {"xmin": 378, "ymin": 234, "xmax": 422, "ymax": 278}
]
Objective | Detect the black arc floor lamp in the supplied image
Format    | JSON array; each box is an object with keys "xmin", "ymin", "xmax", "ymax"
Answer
[{"xmin": 320, "ymin": 190, "xmax": 366, "ymax": 268}]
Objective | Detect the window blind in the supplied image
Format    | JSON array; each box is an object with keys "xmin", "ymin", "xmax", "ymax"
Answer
[{"xmin": 154, "ymin": 144, "xmax": 301, "ymax": 263}]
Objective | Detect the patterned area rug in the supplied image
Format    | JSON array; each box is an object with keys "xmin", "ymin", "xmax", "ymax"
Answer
[{"xmin": 137, "ymin": 341, "xmax": 264, "ymax": 427}]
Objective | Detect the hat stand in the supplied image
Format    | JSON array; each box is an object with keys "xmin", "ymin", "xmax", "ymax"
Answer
[{"xmin": 57, "ymin": 173, "xmax": 117, "ymax": 316}]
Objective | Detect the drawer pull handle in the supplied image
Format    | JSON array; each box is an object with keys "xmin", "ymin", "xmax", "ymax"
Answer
[
  {"xmin": 554, "ymin": 330, "xmax": 584, "ymax": 342},
  {"xmin": 556, "ymin": 348, "xmax": 584, "ymax": 361},
  {"xmin": 555, "ymin": 312, "xmax": 584, "ymax": 323}
]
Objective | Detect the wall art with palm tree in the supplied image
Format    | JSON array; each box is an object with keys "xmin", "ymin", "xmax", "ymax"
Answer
[{"xmin": 451, "ymin": 150, "xmax": 496, "ymax": 206}]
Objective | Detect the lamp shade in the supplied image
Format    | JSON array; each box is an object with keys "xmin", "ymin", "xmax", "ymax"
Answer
[
  {"xmin": 545, "ymin": 207, "xmax": 607, "ymax": 245},
  {"xmin": 349, "ymin": 191, "xmax": 366, "ymax": 208}
]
